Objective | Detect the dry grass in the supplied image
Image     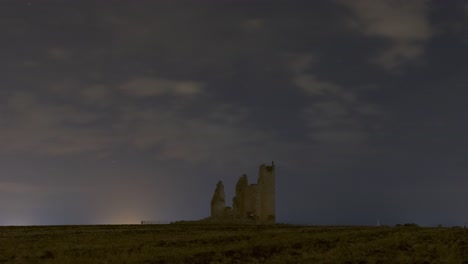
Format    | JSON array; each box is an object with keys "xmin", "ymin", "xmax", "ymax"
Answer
[{"xmin": 1, "ymin": 224, "xmax": 468, "ymax": 263}]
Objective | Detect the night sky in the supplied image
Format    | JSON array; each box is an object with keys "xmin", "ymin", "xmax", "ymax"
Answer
[{"xmin": 1, "ymin": 0, "xmax": 468, "ymax": 226}]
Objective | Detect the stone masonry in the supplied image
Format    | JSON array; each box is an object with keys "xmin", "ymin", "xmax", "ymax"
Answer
[{"xmin": 209, "ymin": 161, "xmax": 276, "ymax": 224}]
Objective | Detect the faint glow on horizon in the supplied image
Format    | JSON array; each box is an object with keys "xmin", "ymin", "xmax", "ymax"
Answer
[
  {"xmin": 0, "ymin": 215, "xmax": 39, "ymax": 226},
  {"xmin": 99, "ymin": 206, "xmax": 161, "ymax": 225},
  {"xmin": 101, "ymin": 215, "xmax": 140, "ymax": 225}
]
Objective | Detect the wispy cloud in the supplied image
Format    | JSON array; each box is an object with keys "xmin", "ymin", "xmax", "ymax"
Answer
[
  {"xmin": 0, "ymin": 181, "xmax": 39, "ymax": 194},
  {"xmin": 283, "ymin": 53, "xmax": 317, "ymax": 74},
  {"xmin": 47, "ymin": 47, "xmax": 70, "ymax": 60},
  {"xmin": 242, "ymin": 18, "xmax": 265, "ymax": 31},
  {"xmin": 339, "ymin": 0, "xmax": 431, "ymax": 69},
  {"xmin": 0, "ymin": 92, "xmax": 113, "ymax": 156},
  {"xmin": 81, "ymin": 85, "xmax": 112, "ymax": 103},
  {"xmin": 290, "ymin": 60, "xmax": 380, "ymax": 146},
  {"xmin": 118, "ymin": 104, "xmax": 277, "ymax": 164},
  {"xmin": 0, "ymin": 89, "xmax": 286, "ymax": 166},
  {"xmin": 120, "ymin": 77, "xmax": 204, "ymax": 97},
  {"xmin": 303, "ymin": 100, "xmax": 370, "ymax": 145},
  {"xmin": 0, "ymin": 181, "xmax": 81, "ymax": 195},
  {"xmin": 294, "ymin": 74, "xmax": 344, "ymax": 97}
]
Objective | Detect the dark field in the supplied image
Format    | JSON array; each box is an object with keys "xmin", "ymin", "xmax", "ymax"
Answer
[{"xmin": 1, "ymin": 224, "xmax": 468, "ymax": 263}]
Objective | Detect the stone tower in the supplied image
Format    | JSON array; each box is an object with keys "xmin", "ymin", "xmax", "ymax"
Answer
[
  {"xmin": 230, "ymin": 162, "xmax": 276, "ymax": 224},
  {"xmin": 210, "ymin": 181, "xmax": 225, "ymax": 218},
  {"xmin": 233, "ymin": 174, "xmax": 248, "ymax": 217},
  {"xmin": 257, "ymin": 161, "xmax": 275, "ymax": 224},
  {"xmin": 208, "ymin": 162, "xmax": 276, "ymax": 224}
]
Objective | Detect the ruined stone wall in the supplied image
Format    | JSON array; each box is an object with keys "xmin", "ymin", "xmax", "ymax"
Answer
[
  {"xmin": 210, "ymin": 181, "xmax": 226, "ymax": 218},
  {"xmin": 245, "ymin": 184, "xmax": 258, "ymax": 219},
  {"xmin": 234, "ymin": 175, "xmax": 248, "ymax": 218},
  {"xmin": 209, "ymin": 162, "xmax": 276, "ymax": 224}
]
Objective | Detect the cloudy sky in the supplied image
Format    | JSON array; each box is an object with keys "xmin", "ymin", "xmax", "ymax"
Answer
[{"xmin": 1, "ymin": 0, "xmax": 468, "ymax": 226}]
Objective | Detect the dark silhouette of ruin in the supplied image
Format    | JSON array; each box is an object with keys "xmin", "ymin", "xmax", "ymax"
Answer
[{"xmin": 209, "ymin": 161, "xmax": 276, "ymax": 224}]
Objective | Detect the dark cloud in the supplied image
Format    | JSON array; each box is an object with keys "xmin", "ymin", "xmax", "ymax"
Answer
[
  {"xmin": 338, "ymin": 0, "xmax": 432, "ymax": 69},
  {"xmin": 119, "ymin": 78, "xmax": 204, "ymax": 97}
]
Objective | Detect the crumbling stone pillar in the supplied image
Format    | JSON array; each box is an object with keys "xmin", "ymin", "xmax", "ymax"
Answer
[
  {"xmin": 210, "ymin": 181, "xmax": 225, "ymax": 218},
  {"xmin": 233, "ymin": 174, "xmax": 248, "ymax": 218},
  {"xmin": 258, "ymin": 162, "xmax": 275, "ymax": 224}
]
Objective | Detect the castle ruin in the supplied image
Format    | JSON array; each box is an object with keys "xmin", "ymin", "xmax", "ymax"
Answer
[{"xmin": 210, "ymin": 161, "xmax": 276, "ymax": 224}]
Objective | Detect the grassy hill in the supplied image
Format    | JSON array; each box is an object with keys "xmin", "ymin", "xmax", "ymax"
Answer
[{"xmin": 1, "ymin": 224, "xmax": 468, "ymax": 263}]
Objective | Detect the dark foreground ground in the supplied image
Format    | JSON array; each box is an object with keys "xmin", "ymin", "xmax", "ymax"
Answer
[{"xmin": 1, "ymin": 224, "xmax": 468, "ymax": 263}]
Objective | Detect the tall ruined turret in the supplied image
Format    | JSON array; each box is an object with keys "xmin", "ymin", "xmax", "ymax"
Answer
[
  {"xmin": 233, "ymin": 174, "xmax": 248, "ymax": 218},
  {"xmin": 257, "ymin": 161, "xmax": 276, "ymax": 224},
  {"xmin": 210, "ymin": 181, "xmax": 225, "ymax": 218},
  {"xmin": 207, "ymin": 162, "xmax": 276, "ymax": 224}
]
